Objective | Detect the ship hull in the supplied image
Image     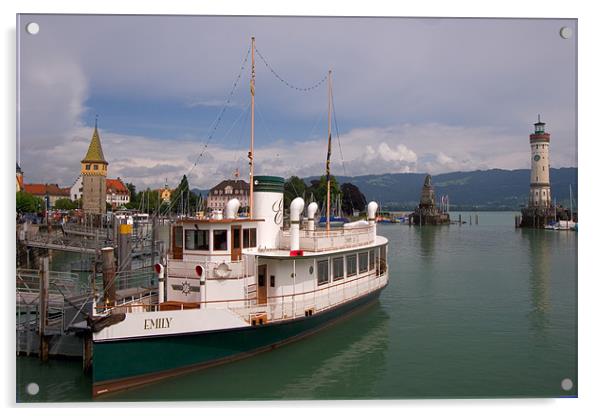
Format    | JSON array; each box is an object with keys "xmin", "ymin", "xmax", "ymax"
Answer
[{"xmin": 92, "ymin": 286, "xmax": 385, "ymax": 397}]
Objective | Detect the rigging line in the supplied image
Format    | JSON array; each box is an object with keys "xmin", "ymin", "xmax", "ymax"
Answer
[
  {"xmin": 254, "ymin": 101, "xmax": 279, "ymax": 155},
  {"xmin": 161, "ymin": 46, "xmax": 251, "ymax": 219},
  {"xmin": 232, "ymin": 102, "xmax": 251, "ymax": 168},
  {"xmin": 331, "ymin": 84, "xmax": 347, "ymax": 177},
  {"xmin": 186, "ymin": 45, "xmax": 252, "ymax": 178},
  {"xmin": 254, "ymin": 46, "xmax": 328, "ymax": 92}
]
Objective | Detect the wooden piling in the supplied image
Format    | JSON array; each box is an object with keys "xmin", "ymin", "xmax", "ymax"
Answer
[
  {"xmin": 83, "ymin": 333, "xmax": 93, "ymax": 373},
  {"xmin": 39, "ymin": 257, "xmax": 50, "ymax": 362},
  {"xmin": 101, "ymin": 247, "xmax": 116, "ymax": 307}
]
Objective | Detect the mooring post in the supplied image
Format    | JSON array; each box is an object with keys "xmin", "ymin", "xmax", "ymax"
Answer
[
  {"xmin": 476, "ymin": 213, "xmax": 479, "ymax": 225},
  {"xmin": 101, "ymin": 247, "xmax": 116, "ymax": 308},
  {"xmin": 83, "ymin": 333, "xmax": 93, "ymax": 373},
  {"xmin": 39, "ymin": 256, "xmax": 50, "ymax": 362},
  {"xmin": 459, "ymin": 214, "xmax": 462, "ymax": 225}
]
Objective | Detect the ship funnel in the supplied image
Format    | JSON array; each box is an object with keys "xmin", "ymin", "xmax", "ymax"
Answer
[
  {"xmin": 307, "ymin": 202, "xmax": 318, "ymax": 231},
  {"xmin": 225, "ymin": 198, "xmax": 240, "ymax": 219},
  {"xmin": 252, "ymin": 176, "xmax": 284, "ymax": 249},
  {"xmin": 290, "ymin": 197, "xmax": 305, "ymax": 252}
]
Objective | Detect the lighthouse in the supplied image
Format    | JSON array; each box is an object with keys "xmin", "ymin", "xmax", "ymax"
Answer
[
  {"xmin": 528, "ymin": 115, "xmax": 552, "ymax": 208},
  {"xmin": 519, "ymin": 115, "xmax": 558, "ymax": 228}
]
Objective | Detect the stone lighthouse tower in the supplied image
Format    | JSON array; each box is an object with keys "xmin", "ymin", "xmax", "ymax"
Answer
[
  {"xmin": 528, "ymin": 115, "xmax": 552, "ymax": 208},
  {"xmin": 520, "ymin": 116, "xmax": 556, "ymax": 228},
  {"xmin": 81, "ymin": 118, "xmax": 108, "ymax": 215}
]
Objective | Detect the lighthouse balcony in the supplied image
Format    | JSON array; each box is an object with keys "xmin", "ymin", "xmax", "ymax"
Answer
[{"xmin": 279, "ymin": 224, "xmax": 375, "ymax": 252}]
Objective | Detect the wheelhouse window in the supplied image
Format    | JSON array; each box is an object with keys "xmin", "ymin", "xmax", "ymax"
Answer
[
  {"xmin": 346, "ymin": 254, "xmax": 357, "ymax": 277},
  {"xmin": 243, "ymin": 228, "xmax": 257, "ymax": 248},
  {"xmin": 213, "ymin": 229, "xmax": 228, "ymax": 251},
  {"xmin": 369, "ymin": 249, "xmax": 375, "ymax": 270},
  {"xmin": 185, "ymin": 229, "xmax": 209, "ymax": 250},
  {"xmin": 359, "ymin": 252, "xmax": 369, "ymax": 273},
  {"xmin": 317, "ymin": 259, "xmax": 329, "ymax": 286},
  {"xmin": 332, "ymin": 257, "xmax": 344, "ymax": 281}
]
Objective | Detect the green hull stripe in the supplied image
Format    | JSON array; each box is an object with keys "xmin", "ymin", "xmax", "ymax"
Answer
[{"xmin": 93, "ymin": 288, "xmax": 383, "ymax": 385}]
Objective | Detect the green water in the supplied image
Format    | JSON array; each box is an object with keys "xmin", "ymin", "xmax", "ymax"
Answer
[{"xmin": 16, "ymin": 212, "xmax": 577, "ymax": 401}]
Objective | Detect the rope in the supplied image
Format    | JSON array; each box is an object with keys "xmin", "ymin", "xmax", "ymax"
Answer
[
  {"xmin": 186, "ymin": 45, "xmax": 252, "ymax": 178},
  {"xmin": 254, "ymin": 46, "xmax": 328, "ymax": 92}
]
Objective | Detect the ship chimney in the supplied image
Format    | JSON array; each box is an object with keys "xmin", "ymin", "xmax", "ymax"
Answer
[
  {"xmin": 307, "ymin": 202, "xmax": 318, "ymax": 231},
  {"xmin": 252, "ymin": 176, "xmax": 284, "ymax": 249},
  {"xmin": 225, "ymin": 198, "xmax": 241, "ymax": 219},
  {"xmin": 289, "ymin": 197, "xmax": 305, "ymax": 253}
]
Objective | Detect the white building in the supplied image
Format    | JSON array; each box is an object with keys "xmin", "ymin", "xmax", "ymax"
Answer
[
  {"xmin": 70, "ymin": 175, "xmax": 83, "ymax": 201},
  {"xmin": 206, "ymin": 180, "xmax": 249, "ymax": 212}
]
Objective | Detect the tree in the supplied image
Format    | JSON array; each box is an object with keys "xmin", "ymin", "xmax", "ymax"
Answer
[
  {"xmin": 307, "ymin": 175, "xmax": 341, "ymax": 211},
  {"xmin": 170, "ymin": 175, "xmax": 199, "ymax": 215},
  {"xmin": 341, "ymin": 183, "xmax": 367, "ymax": 215},
  {"xmin": 284, "ymin": 176, "xmax": 308, "ymax": 208},
  {"xmin": 126, "ymin": 182, "xmax": 137, "ymax": 202},
  {"xmin": 54, "ymin": 198, "xmax": 78, "ymax": 211},
  {"xmin": 16, "ymin": 191, "xmax": 43, "ymax": 213}
]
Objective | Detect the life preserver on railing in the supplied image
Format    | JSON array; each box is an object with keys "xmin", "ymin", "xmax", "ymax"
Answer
[{"xmin": 195, "ymin": 265, "xmax": 204, "ymax": 278}]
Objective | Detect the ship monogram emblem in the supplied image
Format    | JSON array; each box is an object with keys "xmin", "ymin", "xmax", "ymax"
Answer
[
  {"xmin": 272, "ymin": 198, "xmax": 283, "ymax": 225},
  {"xmin": 181, "ymin": 281, "xmax": 191, "ymax": 295}
]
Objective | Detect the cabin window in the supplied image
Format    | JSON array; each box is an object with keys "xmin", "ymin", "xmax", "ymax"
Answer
[
  {"xmin": 369, "ymin": 249, "xmax": 375, "ymax": 270},
  {"xmin": 346, "ymin": 254, "xmax": 357, "ymax": 277},
  {"xmin": 332, "ymin": 257, "xmax": 345, "ymax": 281},
  {"xmin": 359, "ymin": 252, "xmax": 369, "ymax": 273},
  {"xmin": 185, "ymin": 229, "xmax": 209, "ymax": 250},
  {"xmin": 317, "ymin": 259, "xmax": 329, "ymax": 286},
  {"xmin": 243, "ymin": 228, "xmax": 257, "ymax": 248},
  {"xmin": 94, "ymin": 164, "xmax": 98, "ymax": 170},
  {"xmin": 85, "ymin": 164, "xmax": 91, "ymax": 170},
  {"xmin": 270, "ymin": 275, "xmax": 275, "ymax": 287},
  {"xmin": 213, "ymin": 229, "xmax": 228, "ymax": 251}
]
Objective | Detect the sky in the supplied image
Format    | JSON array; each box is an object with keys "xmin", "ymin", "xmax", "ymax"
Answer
[{"xmin": 17, "ymin": 15, "xmax": 577, "ymax": 190}]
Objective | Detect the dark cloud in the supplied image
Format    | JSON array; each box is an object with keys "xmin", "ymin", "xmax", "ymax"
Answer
[{"xmin": 17, "ymin": 15, "xmax": 577, "ymax": 189}]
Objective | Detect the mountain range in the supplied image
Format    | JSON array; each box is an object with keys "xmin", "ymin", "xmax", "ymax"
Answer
[
  {"xmin": 314, "ymin": 168, "xmax": 578, "ymax": 211},
  {"xmin": 193, "ymin": 167, "xmax": 577, "ymax": 211}
]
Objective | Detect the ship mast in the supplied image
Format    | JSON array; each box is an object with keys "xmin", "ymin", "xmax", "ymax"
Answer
[
  {"xmin": 326, "ymin": 70, "xmax": 332, "ymax": 233},
  {"xmin": 249, "ymin": 37, "xmax": 256, "ymax": 218}
]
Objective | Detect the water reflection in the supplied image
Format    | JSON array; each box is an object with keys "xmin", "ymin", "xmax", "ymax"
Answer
[
  {"xmin": 413, "ymin": 226, "xmax": 444, "ymax": 260},
  {"xmin": 523, "ymin": 229, "xmax": 551, "ymax": 336}
]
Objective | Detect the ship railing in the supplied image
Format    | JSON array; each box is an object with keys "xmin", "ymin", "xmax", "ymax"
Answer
[
  {"xmin": 94, "ymin": 290, "xmax": 157, "ymax": 314},
  {"xmin": 229, "ymin": 269, "xmax": 388, "ymax": 323},
  {"xmin": 92, "ymin": 267, "xmax": 387, "ymax": 318},
  {"xmin": 279, "ymin": 225, "xmax": 375, "ymax": 252}
]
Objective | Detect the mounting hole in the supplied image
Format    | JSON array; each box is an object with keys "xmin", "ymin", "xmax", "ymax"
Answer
[
  {"xmin": 26, "ymin": 22, "xmax": 40, "ymax": 35},
  {"xmin": 559, "ymin": 27, "xmax": 572, "ymax": 39},
  {"xmin": 561, "ymin": 378, "xmax": 573, "ymax": 391},
  {"xmin": 26, "ymin": 382, "xmax": 39, "ymax": 395}
]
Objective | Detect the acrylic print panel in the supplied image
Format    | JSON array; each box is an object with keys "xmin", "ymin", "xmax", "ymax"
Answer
[{"xmin": 15, "ymin": 14, "xmax": 577, "ymax": 402}]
